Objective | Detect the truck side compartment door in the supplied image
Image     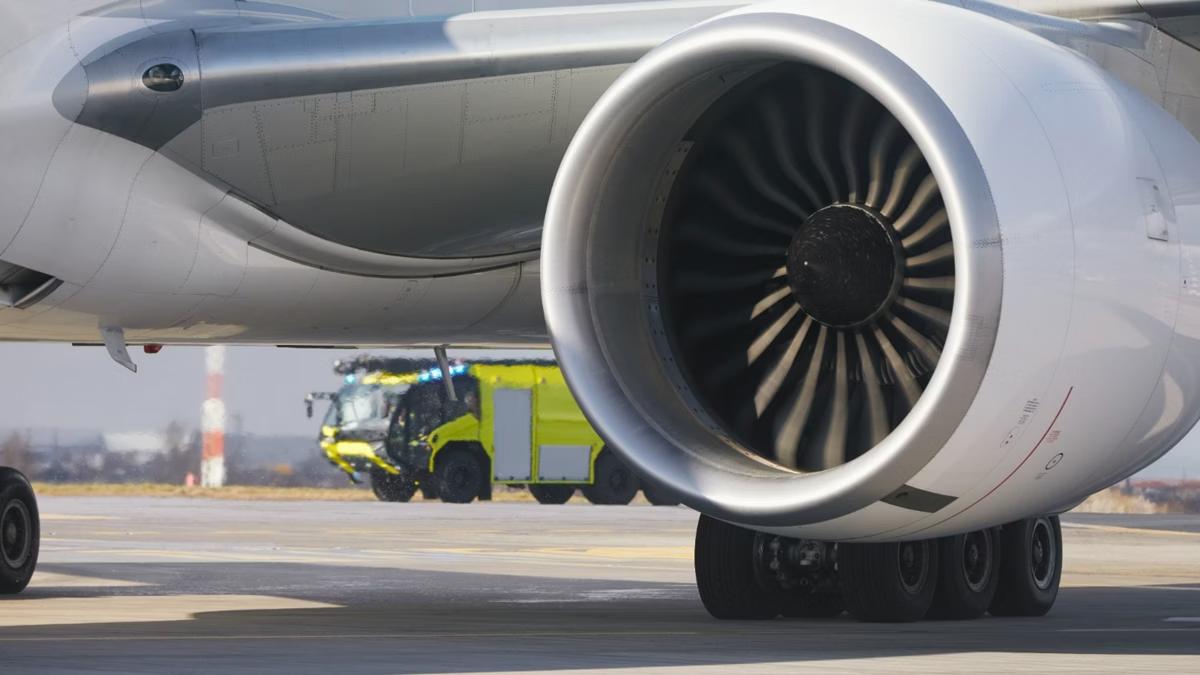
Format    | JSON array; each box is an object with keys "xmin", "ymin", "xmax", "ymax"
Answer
[{"xmin": 492, "ymin": 388, "xmax": 533, "ymax": 481}]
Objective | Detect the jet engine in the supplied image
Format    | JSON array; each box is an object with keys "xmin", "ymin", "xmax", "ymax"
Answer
[{"xmin": 541, "ymin": 0, "xmax": 1200, "ymax": 540}]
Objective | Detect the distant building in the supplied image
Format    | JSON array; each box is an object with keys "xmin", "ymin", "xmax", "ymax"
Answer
[{"xmin": 102, "ymin": 431, "xmax": 170, "ymax": 462}]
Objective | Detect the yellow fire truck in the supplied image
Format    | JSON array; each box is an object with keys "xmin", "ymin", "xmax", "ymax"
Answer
[
  {"xmin": 307, "ymin": 356, "xmax": 441, "ymax": 501},
  {"xmin": 310, "ymin": 357, "xmax": 677, "ymax": 505}
]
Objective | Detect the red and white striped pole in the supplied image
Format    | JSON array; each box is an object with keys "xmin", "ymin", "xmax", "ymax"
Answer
[{"xmin": 201, "ymin": 345, "xmax": 227, "ymax": 488}]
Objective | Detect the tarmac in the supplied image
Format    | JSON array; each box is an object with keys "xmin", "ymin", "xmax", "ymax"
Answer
[{"xmin": 2, "ymin": 497, "xmax": 1198, "ymax": 674}]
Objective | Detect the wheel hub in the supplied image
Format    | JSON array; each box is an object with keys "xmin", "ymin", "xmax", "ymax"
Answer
[
  {"xmin": 897, "ymin": 541, "xmax": 928, "ymax": 594},
  {"xmin": 962, "ymin": 530, "xmax": 992, "ymax": 592},
  {"xmin": 1, "ymin": 500, "xmax": 31, "ymax": 569},
  {"xmin": 1031, "ymin": 518, "xmax": 1055, "ymax": 590},
  {"xmin": 785, "ymin": 204, "xmax": 901, "ymax": 328}
]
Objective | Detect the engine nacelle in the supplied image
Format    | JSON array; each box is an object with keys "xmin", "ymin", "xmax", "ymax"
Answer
[{"xmin": 541, "ymin": 0, "xmax": 1200, "ymax": 540}]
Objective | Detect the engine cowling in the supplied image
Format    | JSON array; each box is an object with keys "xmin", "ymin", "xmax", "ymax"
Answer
[{"xmin": 542, "ymin": 0, "xmax": 1200, "ymax": 540}]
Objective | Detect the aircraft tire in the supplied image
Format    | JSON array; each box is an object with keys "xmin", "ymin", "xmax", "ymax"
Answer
[
  {"xmin": 779, "ymin": 589, "xmax": 844, "ymax": 618},
  {"xmin": 436, "ymin": 445, "xmax": 487, "ymax": 504},
  {"xmin": 0, "ymin": 467, "xmax": 38, "ymax": 595},
  {"xmin": 694, "ymin": 514, "xmax": 781, "ymax": 620},
  {"xmin": 928, "ymin": 529, "xmax": 1001, "ymax": 620},
  {"xmin": 529, "ymin": 484, "xmax": 575, "ymax": 504},
  {"xmin": 840, "ymin": 540, "xmax": 939, "ymax": 622},
  {"xmin": 582, "ymin": 449, "xmax": 639, "ymax": 505},
  {"xmin": 990, "ymin": 516, "xmax": 1062, "ymax": 617}
]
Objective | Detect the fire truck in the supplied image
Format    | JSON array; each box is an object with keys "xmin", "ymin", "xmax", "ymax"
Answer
[
  {"xmin": 306, "ymin": 356, "xmax": 441, "ymax": 501},
  {"xmin": 309, "ymin": 356, "xmax": 677, "ymax": 505}
]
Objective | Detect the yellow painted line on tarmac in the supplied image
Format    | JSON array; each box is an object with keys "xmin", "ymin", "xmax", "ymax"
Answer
[
  {"xmin": 0, "ymin": 629, "xmax": 699, "ymax": 642},
  {"xmin": 42, "ymin": 549, "xmax": 220, "ymax": 561},
  {"xmin": 413, "ymin": 546, "xmax": 692, "ymax": 561},
  {"xmin": 359, "ymin": 549, "xmax": 682, "ymax": 573},
  {"xmin": 529, "ymin": 546, "xmax": 693, "ymax": 560},
  {"xmin": 40, "ymin": 514, "xmax": 121, "ymax": 521},
  {"xmin": 44, "ymin": 548, "xmax": 317, "ymax": 563},
  {"xmin": 1065, "ymin": 523, "xmax": 1200, "ymax": 538}
]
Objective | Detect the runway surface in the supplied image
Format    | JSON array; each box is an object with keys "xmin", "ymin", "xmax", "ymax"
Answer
[{"xmin": 3, "ymin": 497, "xmax": 1198, "ymax": 673}]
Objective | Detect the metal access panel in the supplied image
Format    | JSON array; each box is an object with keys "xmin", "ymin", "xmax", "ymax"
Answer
[
  {"xmin": 538, "ymin": 445, "xmax": 592, "ymax": 482},
  {"xmin": 492, "ymin": 388, "xmax": 533, "ymax": 481}
]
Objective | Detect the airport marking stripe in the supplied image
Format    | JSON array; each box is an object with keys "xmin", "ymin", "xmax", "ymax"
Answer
[
  {"xmin": 1057, "ymin": 627, "xmax": 1200, "ymax": 633},
  {"xmin": 1165, "ymin": 617, "xmax": 1200, "ymax": 622},
  {"xmin": 0, "ymin": 630, "xmax": 701, "ymax": 643},
  {"xmin": 1062, "ymin": 523, "xmax": 1200, "ymax": 538}
]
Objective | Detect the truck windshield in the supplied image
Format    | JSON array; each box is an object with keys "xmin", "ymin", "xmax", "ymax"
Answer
[{"xmin": 336, "ymin": 383, "xmax": 410, "ymax": 428}]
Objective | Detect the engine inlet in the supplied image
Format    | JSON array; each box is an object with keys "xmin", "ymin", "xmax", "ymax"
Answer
[{"xmin": 660, "ymin": 65, "xmax": 955, "ymax": 472}]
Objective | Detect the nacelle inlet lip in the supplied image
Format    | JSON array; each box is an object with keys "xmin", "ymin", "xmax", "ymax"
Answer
[{"xmin": 541, "ymin": 9, "xmax": 1003, "ymax": 528}]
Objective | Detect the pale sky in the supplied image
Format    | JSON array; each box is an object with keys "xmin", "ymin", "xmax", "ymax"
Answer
[
  {"xmin": 0, "ymin": 342, "xmax": 1195, "ymax": 479},
  {"xmin": 0, "ymin": 343, "xmax": 547, "ymax": 439}
]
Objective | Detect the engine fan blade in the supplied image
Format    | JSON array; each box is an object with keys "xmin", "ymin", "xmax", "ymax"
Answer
[
  {"xmin": 855, "ymin": 331, "xmax": 890, "ymax": 445},
  {"xmin": 900, "ymin": 209, "xmax": 949, "ymax": 250},
  {"xmin": 880, "ymin": 144, "xmax": 924, "ymax": 217},
  {"xmin": 891, "ymin": 174, "xmax": 941, "ymax": 234},
  {"xmin": 759, "ymin": 97, "xmax": 825, "ymax": 212},
  {"xmin": 865, "ymin": 116, "xmax": 901, "ymax": 209},
  {"xmin": 754, "ymin": 316, "xmax": 814, "ymax": 416},
  {"xmin": 840, "ymin": 89, "xmax": 871, "ymax": 203},
  {"xmin": 774, "ymin": 324, "xmax": 828, "ymax": 468},
  {"xmin": 804, "ymin": 73, "xmax": 841, "ymax": 203}
]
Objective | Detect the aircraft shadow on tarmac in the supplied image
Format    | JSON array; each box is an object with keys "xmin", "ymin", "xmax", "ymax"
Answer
[{"xmin": 3, "ymin": 562, "xmax": 1198, "ymax": 672}]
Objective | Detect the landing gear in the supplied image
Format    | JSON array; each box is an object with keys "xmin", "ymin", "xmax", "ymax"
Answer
[
  {"xmin": 990, "ymin": 515, "xmax": 1062, "ymax": 617},
  {"xmin": 929, "ymin": 528, "xmax": 1000, "ymax": 619},
  {"xmin": 693, "ymin": 514, "xmax": 1058, "ymax": 623},
  {"xmin": 839, "ymin": 540, "xmax": 939, "ymax": 622},
  {"xmin": 0, "ymin": 468, "xmax": 38, "ymax": 595},
  {"xmin": 694, "ymin": 515, "xmax": 840, "ymax": 620},
  {"xmin": 529, "ymin": 484, "xmax": 575, "ymax": 504},
  {"xmin": 695, "ymin": 515, "xmax": 781, "ymax": 619},
  {"xmin": 369, "ymin": 467, "xmax": 417, "ymax": 502},
  {"xmin": 582, "ymin": 449, "xmax": 639, "ymax": 505}
]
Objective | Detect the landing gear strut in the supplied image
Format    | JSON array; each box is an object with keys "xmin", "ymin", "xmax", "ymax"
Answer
[
  {"xmin": 0, "ymin": 467, "xmax": 38, "ymax": 594},
  {"xmin": 694, "ymin": 514, "xmax": 1060, "ymax": 623}
]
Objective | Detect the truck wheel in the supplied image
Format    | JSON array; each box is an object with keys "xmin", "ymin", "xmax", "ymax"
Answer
[
  {"xmin": 370, "ymin": 468, "xmax": 416, "ymax": 503},
  {"xmin": 0, "ymin": 468, "xmax": 39, "ymax": 594},
  {"xmin": 419, "ymin": 481, "xmax": 439, "ymax": 501},
  {"xmin": 582, "ymin": 449, "xmax": 639, "ymax": 505},
  {"xmin": 530, "ymin": 484, "xmax": 574, "ymax": 504},
  {"xmin": 436, "ymin": 446, "xmax": 487, "ymax": 504}
]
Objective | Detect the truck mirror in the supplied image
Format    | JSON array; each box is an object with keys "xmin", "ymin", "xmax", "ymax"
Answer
[{"xmin": 305, "ymin": 399, "xmax": 313, "ymax": 418}]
